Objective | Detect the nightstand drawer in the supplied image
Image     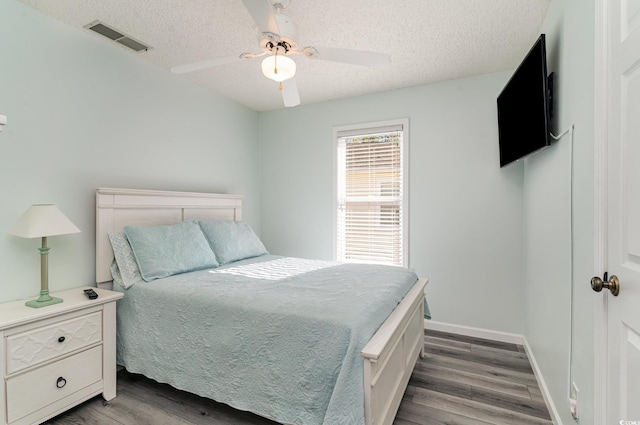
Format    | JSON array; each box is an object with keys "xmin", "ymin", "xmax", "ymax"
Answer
[
  {"xmin": 6, "ymin": 346, "xmax": 102, "ymax": 424},
  {"xmin": 6, "ymin": 311, "xmax": 102, "ymax": 374}
]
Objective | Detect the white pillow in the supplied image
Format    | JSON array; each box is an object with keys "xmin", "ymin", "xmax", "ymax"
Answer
[{"xmin": 108, "ymin": 232, "xmax": 142, "ymax": 288}]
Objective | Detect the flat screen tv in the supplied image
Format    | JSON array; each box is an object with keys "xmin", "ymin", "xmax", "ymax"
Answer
[{"xmin": 497, "ymin": 34, "xmax": 552, "ymax": 167}]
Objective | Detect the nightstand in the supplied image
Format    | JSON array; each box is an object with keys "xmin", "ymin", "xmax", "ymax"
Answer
[{"xmin": 0, "ymin": 287, "xmax": 123, "ymax": 425}]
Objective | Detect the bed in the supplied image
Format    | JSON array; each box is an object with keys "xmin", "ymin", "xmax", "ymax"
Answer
[{"xmin": 95, "ymin": 187, "xmax": 428, "ymax": 425}]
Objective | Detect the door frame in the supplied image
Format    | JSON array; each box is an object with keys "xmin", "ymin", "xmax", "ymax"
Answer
[{"xmin": 594, "ymin": 0, "xmax": 608, "ymax": 422}]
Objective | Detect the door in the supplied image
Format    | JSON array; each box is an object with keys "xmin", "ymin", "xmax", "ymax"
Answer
[{"xmin": 600, "ymin": 0, "xmax": 640, "ymax": 422}]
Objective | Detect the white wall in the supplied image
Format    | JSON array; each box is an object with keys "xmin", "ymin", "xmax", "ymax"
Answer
[
  {"xmin": 259, "ymin": 72, "xmax": 525, "ymax": 334},
  {"xmin": 523, "ymin": 0, "xmax": 596, "ymax": 424},
  {"xmin": 0, "ymin": 0, "xmax": 260, "ymax": 303}
]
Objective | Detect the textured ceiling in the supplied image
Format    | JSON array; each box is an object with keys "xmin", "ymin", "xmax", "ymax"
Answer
[{"xmin": 19, "ymin": 0, "xmax": 550, "ymax": 112}]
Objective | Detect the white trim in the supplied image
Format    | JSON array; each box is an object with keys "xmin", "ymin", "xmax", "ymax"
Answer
[
  {"xmin": 332, "ymin": 118, "xmax": 410, "ymax": 267},
  {"xmin": 423, "ymin": 320, "xmax": 523, "ymax": 345},
  {"xmin": 523, "ymin": 337, "xmax": 563, "ymax": 425},
  {"xmin": 593, "ymin": 0, "xmax": 608, "ymax": 423},
  {"xmin": 403, "ymin": 119, "xmax": 410, "ymax": 268},
  {"xmin": 336, "ymin": 124, "xmax": 403, "ymax": 138}
]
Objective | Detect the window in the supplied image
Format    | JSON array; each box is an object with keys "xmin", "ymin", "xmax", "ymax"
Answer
[{"xmin": 334, "ymin": 119, "xmax": 408, "ymax": 267}]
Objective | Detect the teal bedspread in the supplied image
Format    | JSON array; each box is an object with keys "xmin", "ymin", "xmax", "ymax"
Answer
[{"xmin": 115, "ymin": 256, "xmax": 423, "ymax": 425}]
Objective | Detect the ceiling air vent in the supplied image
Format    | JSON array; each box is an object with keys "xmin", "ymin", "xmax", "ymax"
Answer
[{"xmin": 84, "ymin": 21, "xmax": 150, "ymax": 52}]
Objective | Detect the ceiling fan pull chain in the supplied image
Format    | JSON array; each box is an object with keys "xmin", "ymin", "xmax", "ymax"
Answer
[{"xmin": 274, "ymin": 47, "xmax": 279, "ymax": 76}]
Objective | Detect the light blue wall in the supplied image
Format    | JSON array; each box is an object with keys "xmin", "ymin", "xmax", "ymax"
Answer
[
  {"xmin": 523, "ymin": 0, "xmax": 596, "ymax": 424},
  {"xmin": 0, "ymin": 0, "xmax": 260, "ymax": 303},
  {"xmin": 259, "ymin": 73, "xmax": 526, "ymax": 334}
]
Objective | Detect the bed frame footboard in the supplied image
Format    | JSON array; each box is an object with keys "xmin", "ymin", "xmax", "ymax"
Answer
[{"xmin": 361, "ymin": 278, "xmax": 428, "ymax": 425}]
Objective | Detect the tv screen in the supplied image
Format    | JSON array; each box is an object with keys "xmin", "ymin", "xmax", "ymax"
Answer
[{"xmin": 497, "ymin": 34, "xmax": 551, "ymax": 167}]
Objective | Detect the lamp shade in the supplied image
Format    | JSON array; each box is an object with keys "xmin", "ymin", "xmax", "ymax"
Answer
[
  {"xmin": 261, "ymin": 55, "xmax": 296, "ymax": 82},
  {"xmin": 9, "ymin": 204, "xmax": 80, "ymax": 238}
]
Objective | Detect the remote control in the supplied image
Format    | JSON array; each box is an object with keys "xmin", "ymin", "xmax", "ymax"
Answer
[{"xmin": 83, "ymin": 288, "xmax": 98, "ymax": 300}]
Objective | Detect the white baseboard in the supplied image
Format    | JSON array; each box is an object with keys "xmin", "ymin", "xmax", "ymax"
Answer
[
  {"xmin": 522, "ymin": 337, "xmax": 563, "ymax": 425},
  {"xmin": 423, "ymin": 320, "xmax": 523, "ymax": 345},
  {"xmin": 422, "ymin": 320, "xmax": 563, "ymax": 425}
]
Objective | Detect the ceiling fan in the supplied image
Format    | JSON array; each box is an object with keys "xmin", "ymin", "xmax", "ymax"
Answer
[{"xmin": 170, "ymin": 0, "xmax": 391, "ymax": 107}]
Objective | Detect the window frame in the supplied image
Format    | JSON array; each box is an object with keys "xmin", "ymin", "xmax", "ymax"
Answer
[{"xmin": 332, "ymin": 118, "xmax": 409, "ymax": 267}]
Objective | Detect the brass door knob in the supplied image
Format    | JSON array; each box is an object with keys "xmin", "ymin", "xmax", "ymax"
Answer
[{"xmin": 591, "ymin": 274, "xmax": 620, "ymax": 296}]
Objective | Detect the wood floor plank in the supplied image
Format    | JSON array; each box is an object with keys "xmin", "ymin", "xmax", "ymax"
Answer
[
  {"xmin": 424, "ymin": 335, "xmax": 472, "ymax": 352},
  {"xmin": 396, "ymin": 394, "xmax": 498, "ymax": 425},
  {"xmin": 416, "ymin": 361, "xmax": 533, "ymax": 399},
  {"xmin": 46, "ymin": 398, "xmax": 125, "ymax": 425},
  {"xmin": 471, "ymin": 343, "xmax": 532, "ymax": 360},
  {"xmin": 49, "ymin": 394, "xmax": 195, "ymax": 425},
  {"xmin": 393, "ymin": 419, "xmax": 420, "ymax": 425},
  {"xmin": 471, "ymin": 386, "xmax": 551, "ymax": 420},
  {"xmin": 425, "ymin": 330, "xmax": 520, "ymax": 352},
  {"xmin": 409, "ymin": 370, "xmax": 473, "ymax": 400},
  {"xmin": 88, "ymin": 394, "xmax": 197, "ymax": 425},
  {"xmin": 123, "ymin": 373, "xmax": 278, "ymax": 425},
  {"xmin": 419, "ymin": 352, "xmax": 539, "ymax": 387},
  {"xmin": 424, "ymin": 343, "xmax": 534, "ymax": 374},
  {"xmin": 411, "ymin": 388, "xmax": 553, "ymax": 425}
]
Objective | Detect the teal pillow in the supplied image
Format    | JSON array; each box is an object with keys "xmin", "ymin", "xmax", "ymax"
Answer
[
  {"xmin": 198, "ymin": 220, "xmax": 268, "ymax": 265},
  {"xmin": 124, "ymin": 221, "xmax": 219, "ymax": 281}
]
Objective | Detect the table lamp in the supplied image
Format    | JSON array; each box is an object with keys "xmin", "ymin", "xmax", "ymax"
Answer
[{"xmin": 9, "ymin": 204, "xmax": 81, "ymax": 308}]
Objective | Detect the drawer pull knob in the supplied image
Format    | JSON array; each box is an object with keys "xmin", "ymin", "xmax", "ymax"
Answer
[
  {"xmin": 56, "ymin": 377, "xmax": 66, "ymax": 388},
  {"xmin": 58, "ymin": 336, "xmax": 65, "ymax": 343}
]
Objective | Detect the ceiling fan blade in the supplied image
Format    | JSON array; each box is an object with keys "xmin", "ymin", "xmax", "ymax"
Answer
[
  {"xmin": 241, "ymin": 0, "xmax": 280, "ymax": 35},
  {"xmin": 170, "ymin": 56, "xmax": 240, "ymax": 74},
  {"xmin": 312, "ymin": 47, "xmax": 390, "ymax": 67},
  {"xmin": 281, "ymin": 78, "xmax": 300, "ymax": 107}
]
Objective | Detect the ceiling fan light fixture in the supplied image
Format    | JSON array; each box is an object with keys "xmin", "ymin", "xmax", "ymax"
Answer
[{"xmin": 261, "ymin": 55, "xmax": 296, "ymax": 82}]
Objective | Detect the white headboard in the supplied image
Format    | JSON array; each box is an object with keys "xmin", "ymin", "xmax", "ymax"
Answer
[{"xmin": 96, "ymin": 187, "xmax": 244, "ymax": 284}]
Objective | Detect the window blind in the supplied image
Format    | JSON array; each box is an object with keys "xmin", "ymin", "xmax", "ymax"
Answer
[{"xmin": 337, "ymin": 125, "xmax": 404, "ymax": 266}]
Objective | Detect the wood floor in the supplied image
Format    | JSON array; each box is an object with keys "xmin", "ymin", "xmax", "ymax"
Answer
[
  {"xmin": 398, "ymin": 329, "xmax": 552, "ymax": 425},
  {"xmin": 44, "ymin": 329, "xmax": 552, "ymax": 425}
]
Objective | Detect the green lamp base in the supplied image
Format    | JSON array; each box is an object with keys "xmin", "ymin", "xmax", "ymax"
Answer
[{"xmin": 25, "ymin": 290, "xmax": 63, "ymax": 308}]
